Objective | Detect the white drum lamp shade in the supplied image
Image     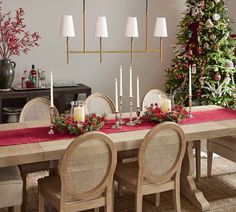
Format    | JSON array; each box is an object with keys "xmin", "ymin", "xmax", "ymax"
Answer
[
  {"xmin": 60, "ymin": 15, "xmax": 75, "ymax": 37},
  {"xmin": 95, "ymin": 16, "xmax": 108, "ymax": 37},
  {"xmin": 125, "ymin": 17, "xmax": 139, "ymax": 37},
  {"xmin": 153, "ymin": 17, "xmax": 167, "ymax": 37}
]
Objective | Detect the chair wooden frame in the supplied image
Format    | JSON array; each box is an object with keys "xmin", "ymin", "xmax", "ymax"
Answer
[
  {"xmin": 85, "ymin": 92, "xmax": 116, "ymax": 114},
  {"xmin": 19, "ymin": 97, "xmax": 59, "ymax": 211},
  {"xmin": 115, "ymin": 122, "xmax": 186, "ymax": 212},
  {"xmin": 38, "ymin": 131, "xmax": 117, "ymax": 212}
]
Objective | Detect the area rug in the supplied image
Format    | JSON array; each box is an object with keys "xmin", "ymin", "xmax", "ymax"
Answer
[{"xmin": 0, "ymin": 157, "xmax": 235, "ymax": 212}]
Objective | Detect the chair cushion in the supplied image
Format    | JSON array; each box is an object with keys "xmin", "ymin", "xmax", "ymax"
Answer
[
  {"xmin": 0, "ymin": 166, "xmax": 23, "ymax": 208},
  {"xmin": 209, "ymin": 136, "xmax": 236, "ymax": 152}
]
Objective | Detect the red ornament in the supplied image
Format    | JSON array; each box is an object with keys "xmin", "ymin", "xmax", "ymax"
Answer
[
  {"xmin": 176, "ymin": 73, "xmax": 185, "ymax": 79},
  {"xmin": 196, "ymin": 90, "xmax": 201, "ymax": 97},
  {"xmin": 185, "ymin": 21, "xmax": 200, "ymax": 56},
  {"xmin": 214, "ymin": 73, "xmax": 221, "ymax": 81}
]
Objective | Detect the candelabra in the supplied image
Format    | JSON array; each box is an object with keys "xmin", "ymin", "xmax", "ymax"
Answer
[
  {"xmin": 188, "ymin": 95, "xmax": 193, "ymax": 118},
  {"xmin": 136, "ymin": 106, "xmax": 142, "ymax": 124},
  {"xmin": 126, "ymin": 97, "xmax": 136, "ymax": 126},
  {"xmin": 119, "ymin": 96, "xmax": 125, "ymax": 124},
  {"xmin": 48, "ymin": 106, "xmax": 56, "ymax": 134},
  {"xmin": 112, "ymin": 112, "xmax": 122, "ymax": 129}
]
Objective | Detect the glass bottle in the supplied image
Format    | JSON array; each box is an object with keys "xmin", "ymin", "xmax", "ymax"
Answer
[
  {"xmin": 29, "ymin": 65, "xmax": 37, "ymax": 88},
  {"xmin": 21, "ymin": 70, "xmax": 28, "ymax": 88},
  {"xmin": 38, "ymin": 70, "xmax": 46, "ymax": 88}
]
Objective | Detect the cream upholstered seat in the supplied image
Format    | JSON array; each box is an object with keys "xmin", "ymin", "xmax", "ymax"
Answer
[
  {"xmin": 115, "ymin": 122, "xmax": 186, "ymax": 212},
  {"xmin": 0, "ymin": 166, "xmax": 23, "ymax": 211},
  {"xmin": 19, "ymin": 97, "xmax": 59, "ymax": 211},
  {"xmin": 85, "ymin": 92, "xmax": 115, "ymax": 115},
  {"xmin": 38, "ymin": 131, "xmax": 117, "ymax": 212},
  {"xmin": 207, "ymin": 136, "xmax": 236, "ymax": 176}
]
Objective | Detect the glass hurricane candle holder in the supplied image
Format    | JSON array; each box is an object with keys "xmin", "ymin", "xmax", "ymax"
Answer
[{"xmin": 70, "ymin": 100, "xmax": 85, "ymax": 122}]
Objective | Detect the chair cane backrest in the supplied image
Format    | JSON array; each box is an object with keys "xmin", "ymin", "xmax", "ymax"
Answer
[
  {"xmin": 19, "ymin": 97, "xmax": 59, "ymax": 122},
  {"xmin": 138, "ymin": 122, "xmax": 186, "ymax": 184},
  {"xmin": 85, "ymin": 92, "xmax": 116, "ymax": 115},
  {"xmin": 60, "ymin": 132, "xmax": 117, "ymax": 202},
  {"xmin": 142, "ymin": 89, "xmax": 167, "ymax": 111}
]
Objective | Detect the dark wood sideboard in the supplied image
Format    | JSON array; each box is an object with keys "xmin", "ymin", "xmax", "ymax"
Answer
[{"xmin": 0, "ymin": 84, "xmax": 91, "ymax": 123}]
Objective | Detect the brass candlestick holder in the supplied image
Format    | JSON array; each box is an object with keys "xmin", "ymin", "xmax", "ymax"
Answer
[
  {"xmin": 112, "ymin": 112, "xmax": 122, "ymax": 129},
  {"xmin": 188, "ymin": 95, "xmax": 193, "ymax": 118},
  {"xmin": 119, "ymin": 96, "xmax": 125, "ymax": 125},
  {"xmin": 136, "ymin": 106, "xmax": 142, "ymax": 124},
  {"xmin": 48, "ymin": 106, "xmax": 55, "ymax": 134},
  {"xmin": 126, "ymin": 96, "xmax": 136, "ymax": 126}
]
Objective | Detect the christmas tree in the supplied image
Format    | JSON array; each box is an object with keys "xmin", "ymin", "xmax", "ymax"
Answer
[{"xmin": 165, "ymin": 0, "xmax": 236, "ymax": 108}]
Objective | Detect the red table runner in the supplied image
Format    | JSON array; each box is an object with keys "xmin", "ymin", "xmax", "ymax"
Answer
[{"xmin": 1, "ymin": 108, "xmax": 236, "ymax": 147}]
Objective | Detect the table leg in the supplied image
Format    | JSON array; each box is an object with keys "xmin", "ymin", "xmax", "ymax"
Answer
[{"xmin": 180, "ymin": 141, "xmax": 210, "ymax": 211}]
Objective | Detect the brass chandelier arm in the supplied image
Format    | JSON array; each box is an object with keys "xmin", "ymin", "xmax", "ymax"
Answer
[
  {"xmin": 69, "ymin": 49, "xmax": 160, "ymax": 54},
  {"xmin": 145, "ymin": 0, "xmax": 149, "ymax": 52},
  {"xmin": 83, "ymin": 0, "xmax": 86, "ymax": 53}
]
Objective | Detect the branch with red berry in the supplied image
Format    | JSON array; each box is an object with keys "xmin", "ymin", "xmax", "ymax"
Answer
[
  {"xmin": 143, "ymin": 103, "xmax": 189, "ymax": 123},
  {"xmin": 53, "ymin": 114, "xmax": 106, "ymax": 135},
  {"xmin": 0, "ymin": 1, "xmax": 41, "ymax": 59}
]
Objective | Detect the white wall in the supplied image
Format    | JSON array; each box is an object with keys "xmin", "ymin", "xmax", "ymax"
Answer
[{"xmin": 3, "ymin": 0, "xmax": 236, "ymax": 109}]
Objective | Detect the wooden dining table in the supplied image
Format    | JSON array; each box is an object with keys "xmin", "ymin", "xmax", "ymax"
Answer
[{"xmin": 0, "ymin": 105, "xmax": 236, "ymax": 211}]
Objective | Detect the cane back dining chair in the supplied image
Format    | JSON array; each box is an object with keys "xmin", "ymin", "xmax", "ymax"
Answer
[
  {"xmin": 85, "ymin": 92, "xmax": 116, "ymax": 115},
  {"xmin": 115, "ymin": 122, "xmax": 186, "ymax": 212},
  {"xmin": 19, "ymin": 97, "xmax": 59, "ymax": 211},
  {"xmin": 141, "ymin": 89, "xmax": 167, "ymax": 111},
  {"xmin": 142, "ymin": 89, "xmax": 202, "ymax": 181},
  {"xmin": 117, "ymin": 89, "xmax": 167, "ymax": 164},
  {"xmin": 38, "ymin": 131, "xmax": 117, "ymax": 212},
  {"xmin": 207, "ymin": 136, "xmax": 236, "ymax": 177},
  {"xmin": 0, "ymin": 166, "xmax": 23, "ymax": 212}
]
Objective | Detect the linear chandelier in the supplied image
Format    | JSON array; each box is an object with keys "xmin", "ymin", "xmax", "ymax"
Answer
[{"xmin": 59, "ymin": 0, "xmax": 168, "ymax": 64}]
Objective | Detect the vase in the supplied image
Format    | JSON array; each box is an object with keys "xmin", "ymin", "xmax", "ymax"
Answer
[{"xmin": 0, "ymin": 59, "xmax": 16, "ymax": 91}]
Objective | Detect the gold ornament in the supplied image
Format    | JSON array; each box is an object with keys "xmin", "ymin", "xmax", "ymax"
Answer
[{"xmin": 210, "ymin": 33, "xmax": 216, "ymax": 41}]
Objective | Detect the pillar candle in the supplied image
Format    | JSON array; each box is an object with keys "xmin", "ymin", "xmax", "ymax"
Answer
[
  {"xmin": 129, "ymin": 66, "xmax": 133, "ymax": 97},
  {"xmin": 115, "ymin": 78, "xmax": 119, "ymax": 112},
  {"xmin": 74, "ymin": 106, "xmax": 85, "ymax": 122},
  {"xmin": 50, "ymin": 72, "xmax": 54, "ymax": 107},
  {"xmin": 161, "ymin": 98, "xmax": 171, "ymax": 113},
  {"xmin": 119, "ymin": 65, "xmax": 123, "ymax": 96},
  {"xmin": 189, "ymin": 65, "xmax": 192, "ymax": 96},
  {"xmin": 137, "ymin": 76, "xmax": 140, "ymax": 107}
]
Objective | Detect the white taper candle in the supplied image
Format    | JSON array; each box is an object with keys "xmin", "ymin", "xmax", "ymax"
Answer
[
  {"xmin": 137, "ymin": 76, "xmax": 140, "ymax": 107},
  {"xmin": 119, "ymin": 65, "xmax": 123, "ymax": 96},
  {"xmin": 115, "ymin": 78, "xmax": 119, "ymax": 112},
  {"xmin": 189, "ymin": 65, "xmax": 192, "ymax": 96},
  {"xmin": 50, "ymin": 72, "xmax": 54, "ymax": 107},
  {"xmin": 129, "ymin": 66, "xmax": 133, "ymax": 97}
]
